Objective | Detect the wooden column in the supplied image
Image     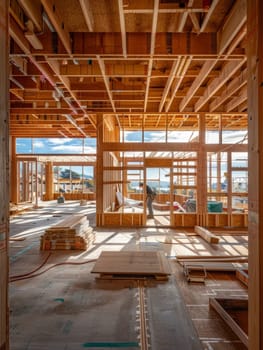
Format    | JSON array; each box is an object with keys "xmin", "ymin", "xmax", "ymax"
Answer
[
  {"xmin": 96, "ymin": 114, "xmax": 104, "ymax": 226},
  {"xmin": 45, "ymin": 161, "xmax": 54, "ymax": 200},
  {"xmin": 197, "ymin": 113, "xmax": 207, "ymax": 226},
  {"xmin": 247, "ymin": 0, "xmax": 263, "ymax": 348},
  {"xmin": 10, "ymin": 137, "xmax": 18, "ymax": 204},
  {"xmin": 0, "ymin": 0, "xmax": 9, "ymax": 348}
]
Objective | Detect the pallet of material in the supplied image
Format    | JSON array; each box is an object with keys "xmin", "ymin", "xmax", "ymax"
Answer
[
  {"xmin": 194, "ymin": 225, "xmax": 220, "ymax": 244},
  {"xmin": 40, "ymin": 214, "xmax": 94, "ymax": 250},
  {"xmin": 91, "ymin": 251, "xmax": 171, "ymax": 280},
  {"xmin": 209, "ymin": 297, "xmax": 248, "ymax": 347}
]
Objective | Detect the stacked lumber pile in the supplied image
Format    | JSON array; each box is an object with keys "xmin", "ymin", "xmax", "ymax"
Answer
[
  {"xmin": 40, "ymin": 215, "xmax": 94, "ymax": 250},
  {"xmin": 91, "ymin": 251, "xmax": 171, "ymax": 281},
  {"xmin": 10, "ymin": 203, "xmax": 34, "ymax": 215}
]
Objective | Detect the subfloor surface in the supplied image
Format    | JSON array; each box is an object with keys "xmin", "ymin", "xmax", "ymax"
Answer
[{"xmin": 9, "ymin": 200, "xmax": 248, "ymax": 350}]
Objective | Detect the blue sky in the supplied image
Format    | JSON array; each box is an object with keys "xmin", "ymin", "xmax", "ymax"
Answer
[{"xmin": 16, "ymin": 138, "xmax": 96, "ymax": 154}]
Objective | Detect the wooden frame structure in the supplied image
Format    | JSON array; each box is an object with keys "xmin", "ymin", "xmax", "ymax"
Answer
[
  {"xmin": 96, "ymin": 112, "xmax": 248, "ymax": 227},
  {"xmin": 1, "ymin": 1, "xmax": 263, "ymax": 349},
  {"xmin": 8, "ymin": 0, "xmax": 249, "ymax": 229}
]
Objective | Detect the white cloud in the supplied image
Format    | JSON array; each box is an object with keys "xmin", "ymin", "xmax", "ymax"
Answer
[
  {"xmin": 52, "ymin": 144, "xmax": 83, "ymax": 152},
  {"xmin": 33, "ymin": 140, "xmax": 45, "ymax": 148},
  {"xmin": 47, "ymin": 138, "xmax": 74, "ymax": 145}
]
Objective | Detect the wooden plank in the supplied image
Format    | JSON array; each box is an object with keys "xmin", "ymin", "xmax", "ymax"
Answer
[
  {"xmin": 144, "ymin": 158, "xmax": 173, "ymax": 168},
  {"xmin": 209, "ymin": 297, "xmax": 248, "ymax": 347},
  {"xmin": 195, "ymin": 225, "xmax": 220, "ymax": 244},
  {"xmin": 50, "ymin": 215, "xmax": 87, "ymax": 229},
  {"xmin": 176, "ymin": 254, "xmax": 248, "ymax": 260},
  {"xmin": 180, "ymin": 261, "xmax": 248, "ymax": 272},
  {"xmin": 177, "ymin": 256, "xmax": 248, "ymax": 263}
]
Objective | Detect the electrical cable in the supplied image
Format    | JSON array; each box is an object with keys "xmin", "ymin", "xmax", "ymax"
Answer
[
  {"xmin": 9, "ymin": 252, "xmax": 52, "ymax": 280},
  {"xmin": 9, "ymin": 257, "xmax": 97, "ymax": 283}
]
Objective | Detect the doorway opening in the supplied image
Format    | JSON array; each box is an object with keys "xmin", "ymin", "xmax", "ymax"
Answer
[{"xmin": 145, "ymin": 167, "xmax": 172, "ymax": 227}]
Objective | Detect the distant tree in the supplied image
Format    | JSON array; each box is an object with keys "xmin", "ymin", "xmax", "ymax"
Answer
[{"xmin": 60, "ymin": 169, "xmax": 80, "ymax": 179}]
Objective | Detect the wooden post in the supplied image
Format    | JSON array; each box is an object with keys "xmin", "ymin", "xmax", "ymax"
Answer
[
  {"xmin": 197, "ymin": 113, "xmax": 207, "ymax": 226},
  {"xmin": 45, "ymin": 161, "xmax": 54, "ymax": 200},
  {"xmin": 227, "ymin": 151, "xmax": 232, "ymax": 226},
  {"xmin": 0, "ymin": 1, "xmax": 9, "ymax": 348},
  {"xmin": 247, "ymin": 0, "xmax": 263, "ymax": 348},
  {"xmin": 96, "ymin": 114, "xmax": 104, "ymax": 226},
  {"xmin": 10, "ymin": 136, "xmax": 18, "ymax": 204}
]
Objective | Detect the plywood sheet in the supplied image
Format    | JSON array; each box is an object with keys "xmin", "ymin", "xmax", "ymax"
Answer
[{"xmin": 91, "ymin": 251, "xmax": 171, "ymax": 276}]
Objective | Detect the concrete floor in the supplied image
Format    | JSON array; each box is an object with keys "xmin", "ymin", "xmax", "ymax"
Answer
[{"xmin": 9, "ymin": 200, "xmax": 248, "ymax": 350}]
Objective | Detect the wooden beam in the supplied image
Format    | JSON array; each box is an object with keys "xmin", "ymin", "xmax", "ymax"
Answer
[
  {"xmin": 144, "ymin": 0, "xmax": 159, "ymax": 112},
  {"xmin": 17, "ymin": 0, "xmax": 42, "ymax": 32},
  {"xmin": 225, "ymin": 85, "xmax": 247, "ymax": 112},
  {"xmin": 195, "ymin": 225, "xmax": 220, "ymax": 244},
  {"xmin": 30, "ymin": 32, "xmax": 218, "ymax": 56},
  {"xmin": 199, "ymin": 0, "xmax": 220, "ymax": 33},
  {"xmin": 165, "ymin": 56, "xmax": 192, "ymax": 112},
  {"xmin": 9, "ymin": 16, "xmax": 31, "ymax": 55},
  {"xmin": 179, "ymin": 60, "xmax": 216, "ymax": 112},
  {"xmin": 96, "ymin": 56, "xmax": 116, "ymax": 112},
  {"xmin": 118, "ymin": 0, "xmax": 127, "ymax": 57},
  {"xmin": 41, "ymin": 0, "xmax": 72, "ymax": 54},
  {"xmin": 247, "ymin": 0, "xmax": 263, "ymax": 347},
  {"xmin": 209, "ymin": 68, "xmax": 247, "ymax": 112},
  {"xmin": 195, "ymin": 58, "xmax": 246, "ymax": 112},
  {"xmin": 217, "ymin": 0, "xmax": 246, "ymax": 55},
  {"xmin": 189, "ymin": 12, "xmax": 200, "ymax": 33},
  {"xmin": 177, "ymin": 0, "xmax": 194, "ymax": 32},
  {"xmin": 79, "ymin": 0, "xmax": 94, "ymax": 31}
]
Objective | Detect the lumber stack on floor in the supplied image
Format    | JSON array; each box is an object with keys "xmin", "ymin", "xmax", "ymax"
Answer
[
  {"xmin": 40, "ymin": 215, "xmax": 94, "ymax": 250},
  {"xmin": 91, "ymin": 251, "xmax": 171, "ymax": 280},
  {"xmin": 10, "ymin": 203, "xmax": 34, "ymax": 216}
]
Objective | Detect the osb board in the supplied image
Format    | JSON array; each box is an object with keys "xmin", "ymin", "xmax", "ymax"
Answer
[{"xmin": 91, "ymin": 251, "xmax": 171, "ymax": 275}]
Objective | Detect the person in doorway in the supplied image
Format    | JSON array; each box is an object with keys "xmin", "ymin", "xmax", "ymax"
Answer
[{"xmin": 139, "ymin": 182, "xmax": 155, "ymax": 218}]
